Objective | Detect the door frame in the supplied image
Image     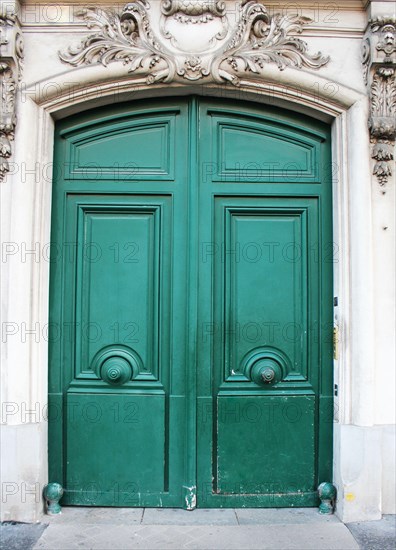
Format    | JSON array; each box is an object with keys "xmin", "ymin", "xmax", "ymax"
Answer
[{"xmin": 20, "ymin": 71, "xmax": 374, "ymax": 519}]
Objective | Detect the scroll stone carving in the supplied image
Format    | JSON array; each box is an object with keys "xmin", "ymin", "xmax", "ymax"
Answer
[
  {"xmin": 0, "ymin": 6, "xmax": 23, "ymax": 182},
  {"xmin": 59, "ymin": 1, "xmax": 329, "ymax": 86},
  {"xmin": 363, "ymin": 17, "xmax": 396, "ymax": 189}
]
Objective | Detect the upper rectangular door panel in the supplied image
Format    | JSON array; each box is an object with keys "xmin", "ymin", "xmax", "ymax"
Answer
[
  {"xmin": 59, "ymin": 109, "xmax": 180, "ymax": 181},
  {"xmin": 201, "ymin": 107, "xmax": 328, "ymax": 184},
  {"xmin": 216, "ymin": 198, "xmax": 317, "ymax": 388}
]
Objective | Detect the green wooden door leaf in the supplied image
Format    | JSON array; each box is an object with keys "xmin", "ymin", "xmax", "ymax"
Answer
[{"xmin": 49, "ymin": 97, "xmax": 333, "ymax": 508}]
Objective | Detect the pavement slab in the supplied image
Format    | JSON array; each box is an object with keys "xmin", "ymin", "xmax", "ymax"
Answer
[
  {"xmin": 30, "ymin": 507, "xmax": 359, "ymax": 550},
  {"xmin": 346, "ymin": 515, "xmax": 396, "ymax": 550},
  {"xmin": 0, "ymin": 522, "xmax": 47, "ymax": 550},
  {"xmin": 4, "ymin": 508, "xmax": 394, "ymax": 550},
  {"xmin": 33, "ymin": 522, "xmax": 359, "ymax": 550}
]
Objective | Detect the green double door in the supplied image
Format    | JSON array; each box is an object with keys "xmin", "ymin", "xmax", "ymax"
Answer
[{"xmin": 49, "ymin": 97, "xmax": 333, "ymax": 508}]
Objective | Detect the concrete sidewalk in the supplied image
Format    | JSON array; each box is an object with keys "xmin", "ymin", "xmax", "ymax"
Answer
[{"xmin": 1, "ymin": 508, "xmax": 394, "ymax": 550}]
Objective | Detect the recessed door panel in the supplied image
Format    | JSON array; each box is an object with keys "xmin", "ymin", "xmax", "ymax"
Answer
[
  {"xmin": 208, "ymin": 111, "xmax": 324, "ymax": 183},
  {"xmin": 217, "ymin": 200, "xmax": 315, "ymax": 383},
  {"xmin": 63, "ymin": 111, "xmax": 177, "ymax": 180},
  {"xmin": 65, "ymin": 393, "xmax": 166, "ymax": 505},
  {"xmin": 217, "ymin": 395, "xmax": 316, "ymax": 495},
  {"xmin": 72, "ymin": 200, "xmax": 167, "ymax": 381}
]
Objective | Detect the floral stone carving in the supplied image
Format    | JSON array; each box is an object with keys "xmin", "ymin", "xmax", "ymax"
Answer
[
  {"xmin": 0, "ymin": 6, "xmax": 23, "ymax": 182},
  {"xmin": 59, "ymin": 1, "xmax": 329, "ymax": 86},
  {"xmin": 363, "ymin": 17, "xmax": 396, "ymax": 189}
]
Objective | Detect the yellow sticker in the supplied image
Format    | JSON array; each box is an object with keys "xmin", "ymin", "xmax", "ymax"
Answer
[{"xmin": 345, "ymin": 493, "xmax": 355, "ymax": 501}]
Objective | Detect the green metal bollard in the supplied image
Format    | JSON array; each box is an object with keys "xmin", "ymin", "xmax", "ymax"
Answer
[
  {"xmin": 43, "ymin": 482, "xmax": 64, "ymax": 515},
  {"xmin": 318, "ymin": 482, "xmax": 337, "ymax": 514}
]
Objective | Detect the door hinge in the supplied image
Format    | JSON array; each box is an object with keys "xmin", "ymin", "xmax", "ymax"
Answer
[{"xmin": 333, "ymin": 326, "xmax": 339, "ymax": 360}]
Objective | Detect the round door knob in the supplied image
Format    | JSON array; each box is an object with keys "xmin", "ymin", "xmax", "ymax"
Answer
[
  {"xmin": 261, "ymin": 367, "xmax": 276, "ymax": 383},
  {"xmin": 107, "ymin": 366, "xmax": 122, "ymax": 381},
  {"xmin": 242, "ymin": 348, "xmax": 287, "ymax": 386},
  {"xmin": 250, "ymin": 358, "xmax": 282, "ymax": 386},
  {"xmin": 101, "ymin": 357, "xmax": 132, "ymax": 386}
]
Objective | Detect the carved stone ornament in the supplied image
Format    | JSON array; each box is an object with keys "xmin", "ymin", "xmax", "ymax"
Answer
[
  {"xmin": 362, "ymin": 17, "xmax": 396, "ymax": 189},
  {"xmin": 0, "ymin": 5, "xmax": 23, "ymax": 182},
  {"xmin": 161, "ymin": 0, "xmax": 226, "ymax": 23},
  {"xmin": 59, "ymin": 0, "xmax": 329, "ymax": 86}
]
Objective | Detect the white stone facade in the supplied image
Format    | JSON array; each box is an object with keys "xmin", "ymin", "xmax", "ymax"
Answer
[{"xmin": 1, "ymin": 0, "xmax": 395, "ymax": 523}]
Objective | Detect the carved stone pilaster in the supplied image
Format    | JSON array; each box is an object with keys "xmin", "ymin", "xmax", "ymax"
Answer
[
  {"xmin": 0, "ymin": 4, "xmax": 23, "ymax": 182},
  {"xmin": 363, "ymin": 17, "xmax": 396, "ymax": 190}
]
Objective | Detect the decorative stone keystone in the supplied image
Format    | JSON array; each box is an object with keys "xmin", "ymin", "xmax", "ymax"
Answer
[
  {"xmin": 43, "ymin": 482, "xmax": 64, "ymax": 515},
  {"xmin": 318, "ymin": 482, "xmax": 337, "ymax": 514}
]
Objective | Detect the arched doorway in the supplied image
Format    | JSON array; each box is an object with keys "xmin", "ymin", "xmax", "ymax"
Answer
[{"xmin": 48, "ymin": 96, "xmax": 333, "ymax": 509}]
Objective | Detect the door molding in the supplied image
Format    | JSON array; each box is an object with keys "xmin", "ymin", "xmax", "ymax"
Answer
[{"xmin": 16, "ymin": 66, "xmax": 375, "ymax": 519}]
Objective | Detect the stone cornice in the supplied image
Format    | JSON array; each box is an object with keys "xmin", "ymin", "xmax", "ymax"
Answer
[
  {"xmin": 20, "ymin": 0, "xmax": 367, "ymax": 9},
  {"xmin": 0, "ymin": 5, "xmax": 24, "ymax": 182}
]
